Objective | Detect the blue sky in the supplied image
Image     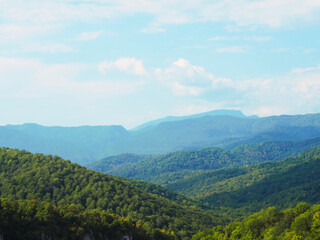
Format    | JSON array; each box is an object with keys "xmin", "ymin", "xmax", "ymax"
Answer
[{"xmin": 1, "ymin": 0, "xmax": 320, "ymax": 129}]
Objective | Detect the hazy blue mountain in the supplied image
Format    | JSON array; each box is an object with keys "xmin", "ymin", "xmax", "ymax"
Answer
[
  {"xmin": 125, "ymin": 114, "xmax": 320, "ymax": 155},
  {"xmin": 0, "ymin": 124, "xmax": 129, "ymax": 164},
  {"xmin": 131, "ymin": 109, "xmax": 259, "ymax": 131},
  {"xmin": 1, "ymin": 111, "xmax": 320, "ymax": 164}
]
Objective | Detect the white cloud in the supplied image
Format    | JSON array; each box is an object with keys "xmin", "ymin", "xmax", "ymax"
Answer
[
  {"xmin": 1, "ymin": 0, "xmax": 320, "ymax": 32},
  {"xmin": 304, "ymin": 48, "xmax": 317, "ymax": 54},
  {"xmin": 209, "ymin": 36, "xmax": 239, "ymax": 41},
  {"xmin": 0, "ymin": 57, "xmax": 144, "ymax": 99},
  {"xmin": 99, "ymin": 57, "xmax": 147, "ymax": 76},
  {"xmin": 0, "ymin": 57, "xmax": 41, "ymax": 72},
  {"xmin": 0, "ymin": 24, "xmax": 58, "ymax": 41},
  {"xmin": 243, "ymin": 36, "xmax": 273, "ymax": 42},
  {"xmin": 209, "ymin": 35, "xmax": 272, "ymax": 42},
  {"xmin": 75, "ymin": 30, "xmax": 103, "ymax": 41},
  {"xmin": 0, "ymin": 57, "xmax": 42, "ymax": 95},
  {"xmin": 1, "ymin": 55, "xmax": 320, "ymax": 126},
  {"xmin": 0, "ymin": 56, "xmax": 148, "ymax": 127},
  {"xmin": 155, "ymin": 58, "xmax": 234, "ymax": 96},
  {"xmin": 291, "ymin": 64, "xmax": 320, "ymax": 74},
  {"xmin": 215, "ymin": 46, "xmax": 246, "ymax": 53},
  {"xmin": 21, "ymin": 43, "xmax": 73, "ymax": 53},
  {"xmin": 154, "ymin": 59, "xmax": 320, "ymax": 116},
  {"xmin": 271, "ymin": 47, "xmax": 291, "ymax": 52},
  {"xmin": 140, "ymin": 26, "xmax": 166, "ymax": 33},
  {"xmin": 237, "ymin": 66, "xmax": 320, "ymax": 116}
]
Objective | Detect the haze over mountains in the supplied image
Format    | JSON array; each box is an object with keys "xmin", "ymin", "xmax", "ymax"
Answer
[{"xmin": 1, "ymin": 109, "xmax": 320, "ymax": 164}]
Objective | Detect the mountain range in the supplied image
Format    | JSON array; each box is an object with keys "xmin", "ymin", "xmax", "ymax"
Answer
[
  {"xmin": 1, "ymin": 110, "xmax": 320, "ymax": 164},
  {"xmin": 2, "ymin": 109, "xmax": 320, "ymax": 239}
]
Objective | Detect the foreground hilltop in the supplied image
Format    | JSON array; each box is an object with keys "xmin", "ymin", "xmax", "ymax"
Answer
[
  {"xmin": 0, "ymin": 198, "xmax": 175, "ymax": 240},
  {"xmin": 0, "ymin": 148, "xmax": 223, "ymax": 239}
]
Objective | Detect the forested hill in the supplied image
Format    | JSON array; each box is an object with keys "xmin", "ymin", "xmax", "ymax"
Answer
[
  {"xmin": 0, "ymin": 148, "xmax": 224, "ymax": 239},
  {"xmin": 0, "ymin": 198, "xmax": 175, "ymax": 240},
  {"xmin": 1, "ymin": 112, "xmax": 320, "ymax": 164},
  {"xmin": 196, "ymin": 145, "xmax": 320, "ymax": 212},
  {"xmin": 88, "ymin": 142, "xmax": 320, "ymax": 220},
  {"xmin": 192, "ymin": 202, "xmax": 320, "ymax": 240},
  {"xmin": 87, "ymin": 137, "xmax": 320, "ymax": 185}
]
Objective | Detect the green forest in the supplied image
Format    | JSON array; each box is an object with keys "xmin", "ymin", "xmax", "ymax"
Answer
[
  {"xmin": 0, "ymin": 198, "xmax": 175, "ymax": 240},
  {"xmin": 2, "ymin": 135, "xmax": 320, "ymax": 239},
  {"xmin": 193, "ymin": 202, "xmax": 320, "ymax": 240},
  {"xmin": 2, "ymin": 0, "xmax": 320, "ymax": 237},
  {"xmin": 87, "ymin": 137, "xmax": 320, "ymax": 185},
  {"xmin": 0, "ymin": 148, "xmax": 224, "ymax": 239}
]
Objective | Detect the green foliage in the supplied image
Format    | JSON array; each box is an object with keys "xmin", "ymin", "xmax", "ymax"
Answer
[
  {"xmin": 88, "ymin": 153, "xmax": 155, "ymax": 173},
  {"xmin": 118, "ymin": 177, "xmax": 197, "ymax": 207},
  {"xmin": 198, "ymin": 145, "xmax": 320, "ymax": 213},
  {"xmin": 0, "ymin": 148, "xmax": 225, "ymax": 239},
  {"xmin": 98, "ymin": 144, "xmax": 320, "ymax": 220},
  {"xmin": 0, "ymin": 198, "xmax": 176, "ymax": 240},
  {"xmin": 87, "ymin": 141, "xmax": 320, "ymax": 223},
  {"xmin": 88, "ymin": 138, "xmax": 320, "ymax": 189},
  {"xmin": 192, "ymin": 203, "xmax": 320, "ymax": 240}
]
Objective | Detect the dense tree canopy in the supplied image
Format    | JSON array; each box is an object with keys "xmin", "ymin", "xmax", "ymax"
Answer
[
  {"xmin": 0, "ymin": 198, "xmax": 176, "ymax": 240},
  {"xmin": 0, "ymin": 148, "xmax": 224, "ymax": 239},
  {"xmin": 88, "ymin": 138, "xmax": 320, "ymax": 188},
  {"xmin": 192, "ymin": 202, "xmax": 320, "ymax": 240}
]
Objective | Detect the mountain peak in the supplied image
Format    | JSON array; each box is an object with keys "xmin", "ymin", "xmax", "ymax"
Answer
[{"xmin": 131, "ymin": 109, "xmax": 258, "ymax": 131}]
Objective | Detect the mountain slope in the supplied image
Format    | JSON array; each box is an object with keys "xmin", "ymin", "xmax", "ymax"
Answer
[
  {"xmin": 0, "ymin": 148, "xmax": 224, "ymax": 239},
  {"xmin": 197, "ymin": 145, "xmax": 320, "ymax": 212},
  {"xmin": 192, "ymin": 202, "xmax": 320, "ymax": 240},
  {"xmin": 87, "ymin": 138, "xmax": 320, "ymax": 186},
  {"xmin": 88, "ymin": 142, "xmax": 320, "ymax": 218},
  {"xmin": 158, "ymin": 145, "xmax": 320, "ymax": 214},
  {"xmin": 0, "ymin": 198, "xmax": 175, "ymax": 240}
]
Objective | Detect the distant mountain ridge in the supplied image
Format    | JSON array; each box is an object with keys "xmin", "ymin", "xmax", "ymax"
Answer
[
  {"xmin": 131, "ymin": 109, "xmax": 259, "ymax": 131},
  {"xmin": 0, "ymin": 124, "xmax": 128, "ymax": 164},
  {"xmin": 1, "ymin": 110, "xmax": 320, "ymax": 164}
]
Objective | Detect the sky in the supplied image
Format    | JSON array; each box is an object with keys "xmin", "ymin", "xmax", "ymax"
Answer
[{"xmin": 1, "ymin": 0, "xmax": 320, "ymax": 129}]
